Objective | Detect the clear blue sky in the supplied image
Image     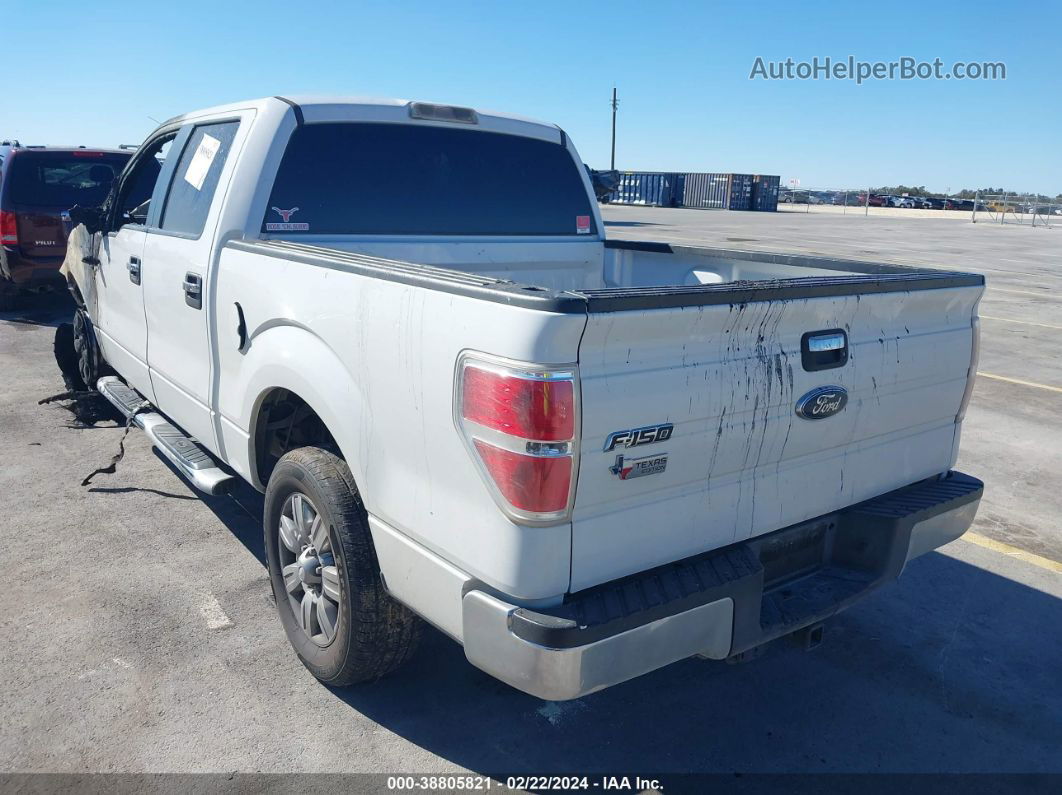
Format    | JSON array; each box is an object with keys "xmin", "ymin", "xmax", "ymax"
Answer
[{"xmin": 5, "ymin": 1, "xmax": 1059, "ymax": 194}]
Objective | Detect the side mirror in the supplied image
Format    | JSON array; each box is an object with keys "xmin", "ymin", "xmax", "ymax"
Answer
[{"xmin": 67, "ymin": 204, "xmax": 106, "ymax": 235}]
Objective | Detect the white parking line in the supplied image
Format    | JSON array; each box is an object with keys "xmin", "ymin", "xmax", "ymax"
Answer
[
  {"xmin": 198, "ymin": 595, "xmax": 235, "ymax": 630},
  {"xmin": 980, "ymin": 314, "xmax": 1062, "ymax": 330},
  {"xmin": 988, "ymin": 287, "xmax": 1057, "ymax": 299}
]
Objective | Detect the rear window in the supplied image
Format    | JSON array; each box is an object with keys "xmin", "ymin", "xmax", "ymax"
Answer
[
  {"xmin": 7, "ymin": 152, "xmax": 129, "ymax": 207},
  {"xmin": 262, "ymin": 123, "xmax": 596, "ymax": 236}
]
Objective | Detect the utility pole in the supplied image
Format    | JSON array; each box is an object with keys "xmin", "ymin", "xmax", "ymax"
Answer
[{"xmin": 610, "ymin": 86, "xmax": 619, "ymax": 170}]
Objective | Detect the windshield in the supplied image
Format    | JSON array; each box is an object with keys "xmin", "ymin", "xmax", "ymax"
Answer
[
  {"xmin": 7, "ymin": 152, "xmax": 129, "ymax": 207},
  {"xmin": 262, "ymin": 122, "xmax": 596, "ymax": 236}
]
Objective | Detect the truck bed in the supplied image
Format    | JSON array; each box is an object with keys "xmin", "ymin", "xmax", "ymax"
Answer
[
  {"xmin": 232, "ymin": 238, "xmax": 983, "ymax": 312},
  {"xmin": 225, "ymin": 237, "xmax": 983, "ymax": 591}
]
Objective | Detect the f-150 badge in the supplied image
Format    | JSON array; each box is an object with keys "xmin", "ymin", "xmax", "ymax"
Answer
[
  {"xmin": 603, "ymin": 423, "xmax": 674, "ymax": 452},
  {"xmin": 610, "ymin": 453, "xmax": 668, "ymax": 480}
]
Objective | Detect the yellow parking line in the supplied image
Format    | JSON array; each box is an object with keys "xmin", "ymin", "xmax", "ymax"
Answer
[
  {"xmin": 976, "ymin": 372, "xmax": 1062, "ymax": 393},
  {"xmin": 980, "ymin": 314, "xmax": 1062, "ymax": 330},
  {"xmin": 963, "ymin": 532, "xmax": 1062, "ymax": 573}
]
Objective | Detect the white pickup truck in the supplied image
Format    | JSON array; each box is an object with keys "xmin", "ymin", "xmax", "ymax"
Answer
[{"xmin": 64, "ymin": 96, "xmax": 984, "ymax": 700}]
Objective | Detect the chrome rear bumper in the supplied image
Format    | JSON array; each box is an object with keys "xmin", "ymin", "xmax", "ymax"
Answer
[{"xmin": 462, "ymin": 471, "xmax": 982, "ymax": 701}]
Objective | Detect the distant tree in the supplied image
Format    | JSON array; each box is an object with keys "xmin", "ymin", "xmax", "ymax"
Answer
[
  {"xmin": 874, "ymin": 185, "xmax": 931, "ymax": 197},
  {"xmin": 955, "ymin": 187, "xmax": 1060, "ymax": 200}
]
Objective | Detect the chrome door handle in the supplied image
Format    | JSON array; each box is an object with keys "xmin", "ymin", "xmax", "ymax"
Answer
[
  {"xmin": 183, "ymin": 272, "xmax": 203, "ymax": 310},
  {"xmin": 127, "ymin": 257, "xmax": 141, "ymax": 285}
]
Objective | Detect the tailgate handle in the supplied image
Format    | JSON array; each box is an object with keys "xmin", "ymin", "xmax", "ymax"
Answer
[{"xmin": 801, "ymin": 329, "xmax": 848, "ymax": 371}]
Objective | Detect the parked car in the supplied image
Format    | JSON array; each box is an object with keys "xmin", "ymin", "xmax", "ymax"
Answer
[
  {"xmin": 830, "ymin": 192, "xmax": 860, "ymax": 206},
  {"xmin": 858, "ymin": 193, "xmax": 888, "ymax": 207},
  {"xmin": 946, "ymin": 199, "xmax": 987, "ymax": 211},
  {"xmin": 783, "ymin": 191, "xmax": 822, "ymax": 204},
  {"xmin": 63, "ymin": 96, "xmax": 984, "ymax": 701},
  {"xmin": 1, "ymin": 145, "xmax": 132, "ymax": 309}
]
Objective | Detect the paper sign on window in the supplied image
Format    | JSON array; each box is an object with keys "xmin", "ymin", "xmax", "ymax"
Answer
[{"xmin": 183, "ymin": 134, "xmax": 222, "ymax": 191}]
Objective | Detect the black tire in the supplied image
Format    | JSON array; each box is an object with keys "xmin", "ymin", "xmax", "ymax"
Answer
[
  {"xmin": 71, "ymin": 308, "xmax": 111, "ymax": 390},
  {"xmin": 264, "ymin": 446, "xmax": 423, "ymax": 685},
  {"xmin": 53, "ymin": 323, "xmax": 88, "ymax": 392}
]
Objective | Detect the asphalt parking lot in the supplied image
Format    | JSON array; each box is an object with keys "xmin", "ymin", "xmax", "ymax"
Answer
[{"xmin": 1, "ymin": 208, "xmax": 1059, "ymax": 777}]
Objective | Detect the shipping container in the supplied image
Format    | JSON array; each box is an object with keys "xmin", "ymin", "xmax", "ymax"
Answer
[
  {"xmin": 606, "ymin": 172, "xmax": 679, "ymax": 207},
  {"xmin": 750, "ymin": 174, "xmax": 780, "ymax": 212},
  {"xmin": 675, "ymin": 173, "xmax": 754, "ymax": 210},
  {"xmin": 728, "ymin": 174, "xmax": 753, "ymax": 211},
  {"xmin": 677, "ymin": 172, "xmax": 731, "ymax": 209},
  {"xmin": 605, "ymin": 171, "xmax": 780, "ymax": 211}
]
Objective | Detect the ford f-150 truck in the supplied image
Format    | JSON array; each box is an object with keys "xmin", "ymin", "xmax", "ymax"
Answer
[{"xmin": 62, "ymin": 96, "xmax": 984, "ymax": 700}]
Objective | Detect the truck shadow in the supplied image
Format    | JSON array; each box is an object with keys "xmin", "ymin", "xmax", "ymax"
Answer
[
  {"xmin": 326, "ymin": 551, "xmax": 1060, "ymax": 774},
  {"xmin": 151, "ymin": 449, "xmax": 268, "ymax": 566},
  {"xmin": 185, "ymin": 474, "xmax": 1061, "ymax": 773}
]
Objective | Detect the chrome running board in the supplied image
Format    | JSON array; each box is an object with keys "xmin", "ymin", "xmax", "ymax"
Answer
[{"xmin": 96, "ymin": 376, "xmax": 235, "ymax": 496}]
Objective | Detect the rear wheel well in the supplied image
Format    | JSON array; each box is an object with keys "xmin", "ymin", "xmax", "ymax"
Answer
[{"xmin": 254, "ymin": 389, "xmax": 336, "ymax": 484}]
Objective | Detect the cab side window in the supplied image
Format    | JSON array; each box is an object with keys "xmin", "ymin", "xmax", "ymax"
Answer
[
  {"xmin": 114, "ymin": 135, "xmax": 175, "ymax": 230},
  {"xmin": 159, "ymin": 121, "xmax": 239, "ymax": 237}
]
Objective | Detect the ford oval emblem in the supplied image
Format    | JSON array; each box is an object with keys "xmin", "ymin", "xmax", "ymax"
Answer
[{"xmin": 795, "ymin": 385, "xmax": 848, "ymax": 420}]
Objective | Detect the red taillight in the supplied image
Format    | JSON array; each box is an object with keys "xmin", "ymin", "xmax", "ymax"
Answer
[
  {"xmin": 457, "ymin": 357, "xmax": 578, "ymax": 523},
  {"xmin": 72, "ymin": 150, "xmax": 105, "ymax": 157},
  {"xmin": 461, "ymin": 366, "xmax": 574, "ymax": 441},
  {"xmin": 473, "ymin": 441, "xmax": 572, "ymax": 513},
  {"xmin": 0, "ymin": 211, "xmax": 17, "ymax": 245}
]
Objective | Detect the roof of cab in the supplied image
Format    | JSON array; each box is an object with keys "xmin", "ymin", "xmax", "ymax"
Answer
[
  {"xmin": 158, "ymin": 96, "xmax": 563, "ymax": 141},
  {"xmin": 4, "ymin": 145, "xmax": 130, "ymax": 156}
]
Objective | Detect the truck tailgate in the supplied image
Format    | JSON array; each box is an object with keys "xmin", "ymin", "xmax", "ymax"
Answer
[{"xmin": 571, "ymin": 285, "xmax": 981, "ymax": 591}]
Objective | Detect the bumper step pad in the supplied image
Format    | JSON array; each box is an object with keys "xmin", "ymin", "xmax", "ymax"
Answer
[{"xmin": 511, "ymin": 472, "xmax": 984, "ymax": 657}]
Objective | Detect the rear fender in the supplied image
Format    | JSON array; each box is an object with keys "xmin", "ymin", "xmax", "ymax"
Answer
[{"xmin": 226, "ymin": 322, "xmax": 366, "ymax": 493}]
